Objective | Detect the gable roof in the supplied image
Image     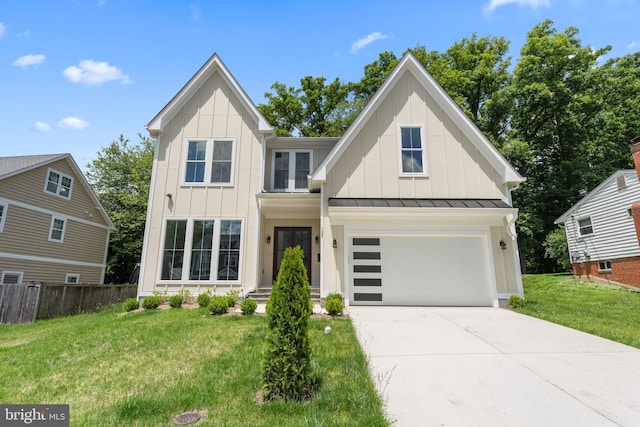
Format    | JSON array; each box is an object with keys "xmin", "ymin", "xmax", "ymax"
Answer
[
  {"xmin": 310, "ymin": 52, "xmax": 523, "ymax": 188},
  {"xmin": 0, "ymin": 153, "xmax": 115, "ymax": 229},
  {"xmin": 146, "ymin": 53, "xmax": 273, "ymax": 137},
  {"xmin": 554, "ymin": 170, "xmax": 638, "ymax": 224}
]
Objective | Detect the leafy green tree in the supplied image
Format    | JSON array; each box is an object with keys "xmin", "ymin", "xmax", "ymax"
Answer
[
  {"xmin": 262, "ymin": 246, "xmax": 315, "ymax": 401},
  {"xmin": 86, "ymin": 134, "xmax": 154, "ymax": 283},
  {"xmin": 543, "ymin": 228, "xmax": 571, "ymax": 271}
]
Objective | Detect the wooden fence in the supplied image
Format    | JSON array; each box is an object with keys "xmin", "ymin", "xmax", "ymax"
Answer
[{"xmin": 0, "ymin": 283, "xmax": 137, "ymax": 324}]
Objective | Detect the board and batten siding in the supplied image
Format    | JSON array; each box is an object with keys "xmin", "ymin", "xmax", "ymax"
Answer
[
  {"xmin": 325, "ymin": 70, "xmax": 506, "ymax": 201},
  {"xmin": 564, "ymin": 171, "xmax": 640, "ymax": 261},
  {"xmin": 140, "ymin": 69, "xmax": 263, "ymax": 294},
  {"xmin": 0, "ymin": 159, "xmax": 108, "ymax": 227}
]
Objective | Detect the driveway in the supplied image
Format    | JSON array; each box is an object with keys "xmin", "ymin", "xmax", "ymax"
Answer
[{"xmin": 349, "ymin": 306, "xmax": 640, "ymax": 426}]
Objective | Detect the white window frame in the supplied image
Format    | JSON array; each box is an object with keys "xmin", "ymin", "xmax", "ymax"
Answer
[
  {"xmin": 44, "ymin": 168, "xmax": 74, "ymax": 199},
  {"xmin": 397, "ymin": 124, "xmax": 428, "ymax": 176},
  {"xmin": 157, "ymin": 217, "xmax": 243, "ymax": 285},
  {"xmin": 1, "ymin": 271, "xmax": 23, "ymax": 284},
  {"xmin": 598, "ymin": 260, "xmax": 612, "ymax": 272},
  {"xmin": 65, "ymin": 273, "xmax": 80, "ymax": 284},
  {"xmin": 181, "ymin": 138, "xmax": 236, "ymax": 186},
  {"xmin": 0, "ymin": 200, "xmax": 7, "ymax": 232},
  {"xmin": 577, "ymin": 216, "xmax": 594, "ymax": 237},
  {"xmin": 49, "ymin": 216, "xmax": 67, "ymax": 242},
  {"xmin": 270, "ymin": 149, "xmax": 313, "ymax": 192}
]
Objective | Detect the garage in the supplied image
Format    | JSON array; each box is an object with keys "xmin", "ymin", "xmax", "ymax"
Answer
[{"xmin": 348, "ymin": 234, "xmax": 495, "ymax": 306}]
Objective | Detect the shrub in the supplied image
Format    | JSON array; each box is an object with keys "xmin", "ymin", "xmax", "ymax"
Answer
[
  {"xmin": 169, "ymin": 294, "xmax": 183, "ymax": 309},
  {"xmin": 197, "ymin": 293, "xmax": 211, "ymax": 308},
  {"xmin": 142, "ymin": 295, "xmax": 162, "ymax": 310},
  {"xmin": 225, "ymin": 294, "xmax": 237, "ymax": 308},
  {"xmin": 325, "ymin": 293, "xmax": 343, "ymax": 316},
  {"xmin": 208, "ymin": 296, "xmax": 229, "ymax": 315},
  {"xmin": 123, "ymin": 298, "xmax": 139, "ymax": 312},
  {"xmin": 240, "ymin": 298, "xmax": 257, "ymax": 315},
  {"xmin": 152, "ymin": 290, "xmax": 168, "ymax": 304},
  {"xmin": 262, "ymin": 246, "xmax": 315, "ymax": 401},
  {"xmin": 509, "ymin": 294, "xmax": 527, "ymax": 309},
  {"xmin": 178, "ymin": 289, "xmax": 194, "ymax": 304}
]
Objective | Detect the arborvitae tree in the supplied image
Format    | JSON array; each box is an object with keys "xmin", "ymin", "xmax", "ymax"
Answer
[{"xmin": 261, "ymin": 246, "xmax": 314, "ymax": 401}]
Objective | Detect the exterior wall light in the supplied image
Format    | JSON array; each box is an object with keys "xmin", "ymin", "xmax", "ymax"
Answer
[
  {"xmin": 499, "ymin": 239, "xmax": 507, "ymax": 250},
  {"xmin": 315, "ymin": 236, "xmax": 319, "ymax": 244},
  {"xmin": 266, "ymin": 236, "xmax": 271, "ymax": 244},
  {"xmin": 332, "ymin": 239, "xmax": 337, "ymax": 249}
]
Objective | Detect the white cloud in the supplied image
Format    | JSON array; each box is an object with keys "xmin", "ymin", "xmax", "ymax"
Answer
[
  {"xmin": 483, "ymin": 0, "xmax": 550, "ymax": 13},
  {"xmin": 12, "ymin": 54, "xmax": 46, "ymax": 68},
  {"xmin": 628, "ymin": 41, "xmax": 640, "ymax": 49},
  {"xmin": 350, "ymin": 32, "xmax": 389, "ymax": 54},
  {"xmin": 63, "ymin": 59, "xmax": 131, "ymax": 85},
  {"xmin": 0, "ymin": 22, "xmax": 6, "ymax": 38},
  {"xmin": 33, "ymin": 121, "xmax": 51, "ymax": 132},
  {"xmin": 58, "ymin": 117, "xmax": 89, "ymax": 130}
]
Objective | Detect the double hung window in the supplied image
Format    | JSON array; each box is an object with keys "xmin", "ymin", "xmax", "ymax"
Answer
[
  {"xmin": 0, "ymin": 201, "xmax": 7, "ymax": 232},
  {"xmin": 272, "ymin": 150, "xmax": 312, "ymax": 191},
  {"xmin": 184, "ymin": 139, "xmax": 235, "ymax": 185},
  {"xmin": 577, "ymin": 217, "xmax": 593, "ymax": 237},
  {"xmin": 45, "ymin": 169, "xmax": 73, "ymax": 199},
  {"xmin": 398, "ymin": 125, "xmax": 427, "ymax": 175},
  {"xmin": 161, "ymin": 219, "xmax": 242, "ymax": 282},
  {"xmin": 49, "ymin": 217, "xmax": 66, "ymax": 242}
]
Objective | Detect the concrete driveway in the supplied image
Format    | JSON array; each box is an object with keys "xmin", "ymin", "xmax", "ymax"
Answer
[{"xmin": 349, "ymin": 306, "xmax": 640, "ymax": 426}]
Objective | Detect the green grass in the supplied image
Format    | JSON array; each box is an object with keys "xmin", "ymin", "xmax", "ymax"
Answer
[
  {"xmin": 518, "ymin": 274, "xmax": 640, "ymax": 348},
  {"xmin": 0, "ymin": 308, "xmax": 388, "ymax": 426}
]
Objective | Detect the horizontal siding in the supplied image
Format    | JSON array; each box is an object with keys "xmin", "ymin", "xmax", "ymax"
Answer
[
  {"xmin": 0, "ymin": 258, "xmax": 103, "ymax": 284},
  {"xmin": 565, "ymin": 171, "xmax": 640, "ymax": 261},
  {"xmin": 0, "ymin": 158, "xmax": 108, "ymax": 227},
  {"xmin": 0, "ymin": 204, "xmax": 108, "ymax": 264}
]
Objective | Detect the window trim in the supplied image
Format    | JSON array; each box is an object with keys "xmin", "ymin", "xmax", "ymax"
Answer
[
  {"xmin": 270, "ymin": 149, "xmax": 313, "ymax": 192},
  {"xmin": 0, "ymin": 200, "xmax": 7, "ymax": 232},
  {"xmin": 1, "ymin": 271, "xmax": 23, "ymax": 284},
  {"xmin": 577, "ymin": 216, "xmax": 594, "ymax": 237},
  {"xmin": 65, "ymin": 273, "xmax": 80, "ymax": 284},
  {"xmin": 597, "ymin": 260, "xmax": 612, "ymax": 272},
  {"xmin": 44, "ymin": 168, "xmax": 74, "ymax": 199},
  {"xmin": 397, "ymin": 124, "xmax": 428, "ymax": 177},
  {"xmin": 49, "ymin": 216, "xmax": 67, "ymax": 242},
  {"xmin": 181, "ymin": 138, "xmax": 236, "ymax": 187},
  {"xmin": 157, "ymin": 217, "xmax": 244, "ymax": 285}
]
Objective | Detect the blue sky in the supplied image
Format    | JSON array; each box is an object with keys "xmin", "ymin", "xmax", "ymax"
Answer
[{"xmin": 1, "ymin": 0, "xmax": 639, "ymax": 169}]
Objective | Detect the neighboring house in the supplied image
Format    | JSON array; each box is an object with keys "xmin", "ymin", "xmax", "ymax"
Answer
[
  {"xmin": 137, "ymin": 52, "xmax": 525, "ymax": 307},
  {"xmin": 555, "ymin": 142, "xmax": 640, "ymax": 287},
  {"xmin": 0, "ymin": 154, "xmax": 114, "ymax": 284}
]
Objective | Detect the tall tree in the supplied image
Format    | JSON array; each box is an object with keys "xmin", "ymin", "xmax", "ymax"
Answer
[{"xmin": 86, "ymin": 135, "xmax": 154, "ymax": 283}]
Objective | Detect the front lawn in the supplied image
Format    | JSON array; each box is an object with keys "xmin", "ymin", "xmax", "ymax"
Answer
[
  {"xmin": 518, "ymin": 274, "xmax": 640, "ymax": 348},
  {"xmin": 0, "ymin": 308, "xmax": 388, "ymax": 426}
]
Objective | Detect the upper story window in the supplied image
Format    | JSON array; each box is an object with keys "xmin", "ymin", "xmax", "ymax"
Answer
[
  {"xmin": 0, "ymin": 201, "xmax": 7, "ymax": 232},
  {"xmin": 577, "ymin": 217, "xmax": 593, "ymax": 237},
  {"xmin": 272, "ymin": 150, "xmax": 312, "ymax": 191},
  {"xmin": 49, "ymin": 217, "xmax": 67, "ymax": 242},
  {"xmin": 398, "ymin": 125, "xmax": 427, "ymax": 176},
  {"xmin": 183, "ymin": 139, "xmax": 235, "ymax": 185},
  {"xmin": 45, "ymin": 168, "xmax": 73, "ymax": 199}
]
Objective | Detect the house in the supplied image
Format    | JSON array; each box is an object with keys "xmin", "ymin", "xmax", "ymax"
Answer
[
  {"xmin": 137, "ymin": 52, "xmax": 525, "ymax": 306},
  {"xmin": 555, "ymin": 141, "xmax": 640, "ymax": 287},
  {"xmin": 0, "ymin": 154, "xmax": 114, "ymax": 284}
]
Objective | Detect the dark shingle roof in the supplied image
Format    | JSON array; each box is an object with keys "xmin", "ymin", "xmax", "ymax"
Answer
[
  {"xmin": 328, "ymin": 198, "xmax": 512, "ymax": 209},
  {"xmin": 0, "ymin": 154, "xmax": 67, "ymax": 179}
]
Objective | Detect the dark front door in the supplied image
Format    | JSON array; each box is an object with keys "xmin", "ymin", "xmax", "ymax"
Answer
[{"xmin": 273, "ymin": 227, "xmax": 312, "ymax": 283}]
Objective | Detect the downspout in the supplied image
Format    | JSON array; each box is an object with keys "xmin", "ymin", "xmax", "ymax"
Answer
[{"xmin": 319, "ymin": 183, "xmax": 325, "ymax": 298}]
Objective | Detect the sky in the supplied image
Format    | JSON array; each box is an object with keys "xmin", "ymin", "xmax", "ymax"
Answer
[{"xmin": 1, "ymin": 0, "xmax": 639, "ymax": 170}]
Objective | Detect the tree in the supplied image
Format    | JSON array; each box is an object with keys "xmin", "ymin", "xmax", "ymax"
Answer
[
  {"xmin": 543, "ymin": 228, "xmax": 571, "ymax": 271},
  {"xmin": 86, "ymin": 134, "xmax": 154, "ymax": 283},
  {"xmin": 262, "ymin": 246, "xmax": 315, "ymax": 401}
]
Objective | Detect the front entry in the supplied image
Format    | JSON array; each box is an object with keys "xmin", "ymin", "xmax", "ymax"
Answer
[{"xmin": 273, "ymin": 227, "xmax": 312, "ymax": 282}]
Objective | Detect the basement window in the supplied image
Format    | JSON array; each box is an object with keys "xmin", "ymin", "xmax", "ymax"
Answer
[{"xmin": 598, "ymin": 260, "xmax": 612, "ymax": 272}]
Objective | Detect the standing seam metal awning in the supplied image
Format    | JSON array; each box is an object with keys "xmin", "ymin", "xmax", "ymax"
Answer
[{"xmin": 327, "ymin": 198, "xmax": 512, "ymax": 209}]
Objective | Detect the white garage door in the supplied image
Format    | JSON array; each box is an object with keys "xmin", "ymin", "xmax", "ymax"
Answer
[{"xmin": 349, "ymin": 235, "xmax": 494, "ymax": 306}]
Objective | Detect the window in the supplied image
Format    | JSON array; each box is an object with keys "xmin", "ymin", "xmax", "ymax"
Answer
[
  {"xmin": 577, "ymin": 217, "xmax": 594, "ymax": 237},
  {"xmin": 629, "ymin": 208, "xmax": 633, "ymax": 217},
  {"xmin": 65, "ymin": 274, "xmax": 80, "ymax": 284},
  {"xmin": 398, "ymin": 125, "xmax": 427, "ymax": 175},
  {"xmin": 598, "ymin": 260, "xmax": 612, "ymax": 271},
  {"xmin": 272, "ymin": 150, "xmax": 312, "ymax": 191},
  {"xmin": 0, "ymin": 201, "xmax": 7, "ymax": 232},
  {"xmin": 1, "ymin": 271, "xmax": 23, "ymax": 284},
  {"xmin": 183, "ymin": 139, "xmax": 235, "ymax": 185},
  {"xmin": 49, "ymin": 217, "xmax": 66, "ymax": 242},
  {"xmin": 160, "ymin": 218, "xmax": 242, "ymax": 282},
  {"xmin": 44, "ymin": 168, "xmax": 73, "ymax": 199}
]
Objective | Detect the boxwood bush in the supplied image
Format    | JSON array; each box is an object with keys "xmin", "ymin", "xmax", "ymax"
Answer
[
  {"xmin": 142, "ymin": 295, "xmax": 162, "ymax": 310},
  {"xmin": 240, "ymin": 297, "xmax": 257, "ymax": 315},
  {"xmin": 208, "ymin": 296, "xmax": 229, "ymax": 315},
  {"xmin": 169, "ymin": 294, "xmax": 183, "ymax": 309},
  {"xmin": 197, "ymin": 293, "xmax": 211, "ymax": 308},
  {"xmin": 325, "ymin": 293, "xmax": 343, "ymax": 316},
  {"xmin": 123, "ymin": 298, "xmax": 139, "ymax": 312}
]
